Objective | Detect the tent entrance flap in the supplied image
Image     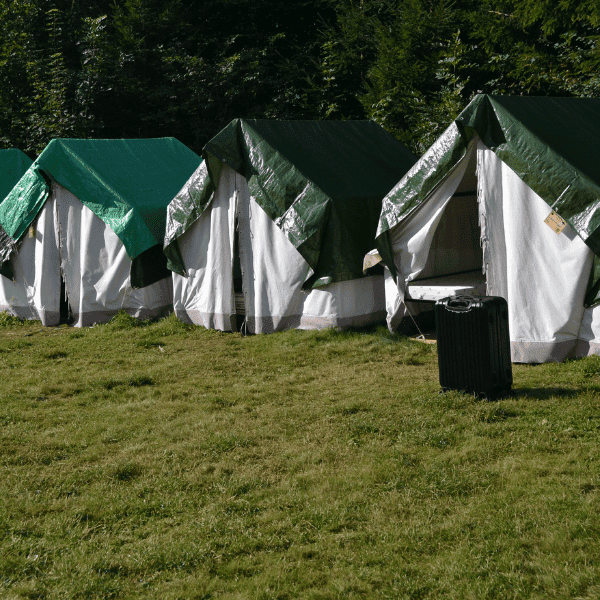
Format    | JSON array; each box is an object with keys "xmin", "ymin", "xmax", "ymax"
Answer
[
  {"xmin": 418, "ymin": 193, "xmax": 482, "ymax": 278},
  {"xmin": 130, "ymin": 244, "xmax": 171, "ymax": 289},
  {"xmin": 233, "ymin": 220, "xmax": 246, "ymax": 332},
  {"xmin": 59, "ymin": 273, "xmax": 73, "ymax": 324},
  {"xmin": 404, "ymin": 143, "xmax": 484, "ymax": 302},
  {"xmin": 232, "ymin": 176, "xmax": 249, "ymax": 333},
  {"xmin": 405, "ymin": 192, "xmax": 484, "ymax": 302}
]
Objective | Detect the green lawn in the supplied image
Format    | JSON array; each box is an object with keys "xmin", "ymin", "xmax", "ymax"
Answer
[{"xmin": 1, "ymin": 312, "xmax": 599, "ymax": 599}]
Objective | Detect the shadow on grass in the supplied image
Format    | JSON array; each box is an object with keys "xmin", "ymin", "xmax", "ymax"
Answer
[
  {"xmin": 436, "ymin": 386, "xmax": 580, "ymax": 403},
  {"xmin": 0, "ymin": 313, "xmax": 30, "ymax": 327},
  {"xmin": 97, "ymin": 375, "xmax": 154, "ymax": 390},
  {"xmin": 511, "ymin": 387, "xmax": 580, "ymax": 400}
]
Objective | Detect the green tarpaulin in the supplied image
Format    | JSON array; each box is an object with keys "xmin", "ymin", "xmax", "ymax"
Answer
[
  {"xmin": 0, "ymin": 149, "xmax": 34, "ymax": 280},
  {"xmin": 0, "ymin": 138, "xmax": 201, "ymax": 287},
  {"xmin": 165, "ymin": 119, "xmax": 417, "ymax": 288},
  {"xmin": 376, "ymin": 95, "xmax": 600, "ymax": 295},
  {"xmin": 0, "ymin": 149, "xmax": 32, "ymax": 202}
]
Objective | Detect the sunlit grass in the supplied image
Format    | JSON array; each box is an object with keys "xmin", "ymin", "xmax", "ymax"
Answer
[{"xmin": 1, "ymin": 313, "xmax": 599, "ymax": 598}]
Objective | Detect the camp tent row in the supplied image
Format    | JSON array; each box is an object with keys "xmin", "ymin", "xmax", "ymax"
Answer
[
  {"xmin": 3, "ymin": 100, "xmax": 600, "ymax": 366},
  {"xmin": 375, "ymin": 94, "xmax": 600, "ymax": 364},
  {"xmin": 0, "ymin": 138, "xmax": 201, "ymax": 326},
  {"xmin": 0, "ymin": 122, "xmax": 417, "ymax": 332}
]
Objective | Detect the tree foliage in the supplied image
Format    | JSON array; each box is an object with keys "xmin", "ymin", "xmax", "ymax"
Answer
[{"xmin": 0, "ymin": 0, "xmax": 598, "ymax": 157}]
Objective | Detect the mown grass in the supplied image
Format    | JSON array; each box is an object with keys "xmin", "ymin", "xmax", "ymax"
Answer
[{"xmin": 1, "ymin": 313, "xmax": 600, "ymax": 599}]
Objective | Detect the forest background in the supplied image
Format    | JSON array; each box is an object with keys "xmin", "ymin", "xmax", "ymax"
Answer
[{"xmin": 0, "ymin": 0, "xmax": 599, "ymax": 159}]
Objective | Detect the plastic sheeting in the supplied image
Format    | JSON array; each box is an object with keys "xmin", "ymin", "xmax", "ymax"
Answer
[
  {"xmin": 0, "ymin": 149, "xmax": 32, "ymax": 203},
  {"xmin": 0, "ymin": 149, "xmax": 34, "ymax": 278},
  {"xmin": 0, "ymin": 184, "xmax": 173, "ymax": 326},
  {"xmin": 0, "ymin": 138, "xmax": 201, "ymax": 284},
  {"xmin": 377, "ymin": 95, "xmax": 600, "ymax": 290},
  {"xmin": 172, "ymin": 164, "xmax": 237, "ymax": 331},
  {"xmin": 172, "ymin": 165, "xmax": 386, "ymax": 333},
  {"xmin": 165, "ymin": 119, "xmax": 417, "ymax": 289}
]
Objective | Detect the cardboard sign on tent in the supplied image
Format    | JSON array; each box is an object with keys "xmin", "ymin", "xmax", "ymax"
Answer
[
  {"xmin": 0, "ymin": 138, "xmax": 201, "ymax": 326},
  {"xmin": 164, "ymin": 119, "xmax": 417, "ymax": 333},
  {"xmin": 375, "ymin": 94, "xmax": 600, "ymax": 363}
]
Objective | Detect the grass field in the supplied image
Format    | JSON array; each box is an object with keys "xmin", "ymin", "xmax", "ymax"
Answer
[{"xmin": 1, "ymin": 312, "xmax": 600, "ymax": 599}]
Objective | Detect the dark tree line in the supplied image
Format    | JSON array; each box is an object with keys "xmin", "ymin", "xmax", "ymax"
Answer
[{"xmin": 0, "ymin": 0, "xmax": 598, "ymax": 158}]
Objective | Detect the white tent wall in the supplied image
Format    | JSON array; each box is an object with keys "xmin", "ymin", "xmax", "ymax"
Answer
[
  {"xmin": 0, "ymin": 184, "xmax": 173, "ymax": 326},
  {"xmin": 578, "ymin": 307, "xmax": 600, "ymax": 356},
  {"xmin": 54, "ymin": 185, "xmax": 173, "ymax": 327},
  {"xmin": 386, "ymin": 135, "xmax": 600, "ymax": 363},
  {"xmin": 0, "ymin": 199, "xmax": 61, "ymax": 324},
  {"xmin": 172, "ymin": 166, "xmax": 237, "ymax": 330},
  {"xmin": 173, "ymin": 164, "xmax": 386, "ymax": 333},
  {"xmin": 479, "ymin": 145, "xmax": 595, "ymax": 362},
  {"xmin": 236, "ymin": 171, "xmax": 310, "ymax": 333}
]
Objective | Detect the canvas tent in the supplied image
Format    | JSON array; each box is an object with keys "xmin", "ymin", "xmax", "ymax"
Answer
[
  {"xmin": 164, "ymin": 119, "xmax": 417, "ymax": 333},
  {"xmin": 0, "ymin": 138, "xmax": 201, "ymax": 326},
  {"xmin": 375, "ymin": 94, "xmax": 600, "ymax": 363}
]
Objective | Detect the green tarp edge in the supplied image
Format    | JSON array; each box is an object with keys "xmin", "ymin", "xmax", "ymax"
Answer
[
  {"xmin": 0, "ymin": 165, "xmax": 49, "ymax": 244},
  {"xmin": 476, "ymin": 97, "xmax": 600, "ymax": 255},
  {"xmin": 43, "ymin": 140, "xmax": 158, "ymax": 257},
  {"xmin": 212, "ymin": 120, "xmax": 331, "ymax": 286},
  {"xmin": 164, "ymin": 158, "xmax": 223, "ymax": 275},
  {"xmin": 376, "ymin": 122, "xmax": 471, "ymax": 280},
  {"xmin": 163, "ymin": 120, "xmax": 332, "ymax": 284},
  {"xmin": 0, "ymin": 138, "xmax": 202, "ymax": 267},
  {"xmin": 165, "ymin": 119, "xmax": 417, "ymax": 289},
  {"xmin": 0, "ymin": 149, "xmax": 33, "ymax": 202},
  {"xmin": 0, "ymin": 149, "xmax": 36, "ymax": 268},
  {"xmin": 241, "ymin": 123, "xmax": 330, "ymax": 287}
]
